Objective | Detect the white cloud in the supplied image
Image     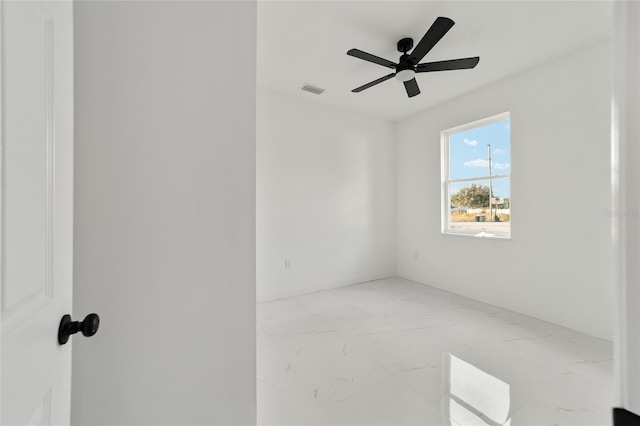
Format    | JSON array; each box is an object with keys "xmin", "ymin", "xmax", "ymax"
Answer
[
  {"xmin": 463, "ymin": 159, "xmax": 510, "ymax": 170},
  {"xmin": 505, "ymin": 123, "xmax": 511, "ymax": 130},
  {"xmin": 493, "ymin": 148, "xmax": 506, "ymax": 155},
  {"xmin": 493, "ymin": 162, "xmax": 510, "ymax": 170},
  {"xmin": 463, "ymin": 138, "xmax": 478, "ymax": 147},
  {"xmin": 463, "ymin": 159, "xmax": 488, "ymax": 167}
]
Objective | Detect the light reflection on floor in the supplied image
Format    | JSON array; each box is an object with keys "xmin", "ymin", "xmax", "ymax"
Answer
[
  {"xmin": 257, "ymin": 277, "xmax": 613, "ymax": 425},
  {"xmin": 446, "ymin": 353, "xmax": 511, "ymax": 425}
]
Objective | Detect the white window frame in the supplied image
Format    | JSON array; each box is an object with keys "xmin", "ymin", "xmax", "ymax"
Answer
[{"xmin": 441, "ymin": 112, "xmax": 511, "ymax": 239}]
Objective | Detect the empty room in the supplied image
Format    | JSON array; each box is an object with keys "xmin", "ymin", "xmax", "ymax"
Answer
[
  {"xmin": 3, "ymin": 1, "xmax": 640, "ymax": 426},
  {"xmin": 256, "ymin": 1, "xmax": 620, "ymax": 425}
]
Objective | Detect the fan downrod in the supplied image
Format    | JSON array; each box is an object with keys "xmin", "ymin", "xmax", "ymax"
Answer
[{"xmin": 397, "ymin": 37, "xmax": 414, "ymax": 53}]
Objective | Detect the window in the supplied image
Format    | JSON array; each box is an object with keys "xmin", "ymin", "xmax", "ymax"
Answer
[{"xmin": 441, "ymin": 112, "xmax": 511, "ymax": 238}]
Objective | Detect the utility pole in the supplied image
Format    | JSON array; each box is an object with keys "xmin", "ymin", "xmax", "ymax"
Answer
[{"xmin": 488, "ymin": 144, "xmax": 493, "ymax": 221}]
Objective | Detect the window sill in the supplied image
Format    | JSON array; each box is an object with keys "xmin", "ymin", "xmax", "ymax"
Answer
[{"xmin": 442, "ymin": 229, "xmax": 511, "ymax": 240}]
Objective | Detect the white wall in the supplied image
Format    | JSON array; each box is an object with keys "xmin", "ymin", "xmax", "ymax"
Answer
[
  {"xmin": 396, "ymin": 41, "xmax": 614, "ymax": 339},
  {"xmin": 72, "ymin": 2, "xmax": 256, "ymax": 425},
  {"xmin": 257, "ymin": 88, "xmax": 395, "ymax": 301}
]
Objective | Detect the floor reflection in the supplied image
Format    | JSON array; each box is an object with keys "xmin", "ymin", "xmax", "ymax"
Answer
[{"xmin": 444, "ymin": 353, "xmax": 511, "ymax": 425}]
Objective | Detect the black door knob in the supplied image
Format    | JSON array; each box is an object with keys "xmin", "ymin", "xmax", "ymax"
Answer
[{"xmin": 58, "ymin": 313, "xmax": 100, "ymax": 345}]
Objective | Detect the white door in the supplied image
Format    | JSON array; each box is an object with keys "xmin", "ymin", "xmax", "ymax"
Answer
[{"xmin": 1, "ymin": 1, "xmax": 75, "ymax": 425}]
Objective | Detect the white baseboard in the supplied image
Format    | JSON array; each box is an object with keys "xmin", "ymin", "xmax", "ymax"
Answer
[
  {"xmin": 398, "ymin": 273, "xmax": 613, "ymax": 341},
  {"xmin": 257, "ymin": 271, "xmax": 396, "ymax": 303},
  {"xmin": 258, "ymin": 271, "xmax": 613, "ymax": 341},
  {"xmin": 505, "ymin": 298, "xmax": 613, "ymax": 341}
]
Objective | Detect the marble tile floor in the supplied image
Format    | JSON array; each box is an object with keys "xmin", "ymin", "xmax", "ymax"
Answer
[{"xmin": 257, "ymin": 277, "xmax": 613, "ymax": 426}]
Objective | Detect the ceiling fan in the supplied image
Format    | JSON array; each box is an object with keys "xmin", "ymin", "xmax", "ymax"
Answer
[{"xmin": 347, "ymin": 17, "xmax": 479, "ymax": 98}]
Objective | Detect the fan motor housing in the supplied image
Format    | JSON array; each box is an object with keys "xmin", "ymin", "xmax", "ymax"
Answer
[{"xmin": 398, "ymin": 55, "xmax": 415, "ymax": 69}]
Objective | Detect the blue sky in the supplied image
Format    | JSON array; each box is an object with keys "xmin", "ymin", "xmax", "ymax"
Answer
[{"xmin": 448, "ymin": 118, "xmax": 510, "ymax": 198}]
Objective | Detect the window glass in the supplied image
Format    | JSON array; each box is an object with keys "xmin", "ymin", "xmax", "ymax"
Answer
[{"xmin": 442, "ymin": 114, "xmax": 510, "ymax": 238}]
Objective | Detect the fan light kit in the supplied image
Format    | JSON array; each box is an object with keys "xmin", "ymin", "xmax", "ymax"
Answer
[
  {"xmin": 347, "ymin": 17, "xmax": 480, "ymax": 98},
  {"xmin": 395, "ymin": 69, "xmax": 416, "ymax": 82}
]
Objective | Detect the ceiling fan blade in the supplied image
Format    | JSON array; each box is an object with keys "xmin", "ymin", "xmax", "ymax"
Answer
[
  {"xmin": 352, "ymin": 73, "xmax": 396, "ymax": 92},
  {"xmin": 409, "ymin": 17, "xmax": 455, "ymax": 63},
  {"xmin": 416, "ymin": 57, "xmax": 480, "ymax": 72},
  {"xmin": 347, "ymin": 49, "xmax": 397, "ymax": 69},
  {"xmin": 403, "ymin": 78, "xmax": 420, "ymax": 98}
]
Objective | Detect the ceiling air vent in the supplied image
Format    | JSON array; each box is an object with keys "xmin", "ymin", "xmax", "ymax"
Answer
[{"xmin": 300, "ymin": 83, "xmax": 325, "ymax": 95}]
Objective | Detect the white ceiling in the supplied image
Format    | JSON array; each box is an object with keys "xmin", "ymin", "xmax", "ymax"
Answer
[{"xmin": 257, "ymin": 1, "xmax": 613, "ymax": 122}]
